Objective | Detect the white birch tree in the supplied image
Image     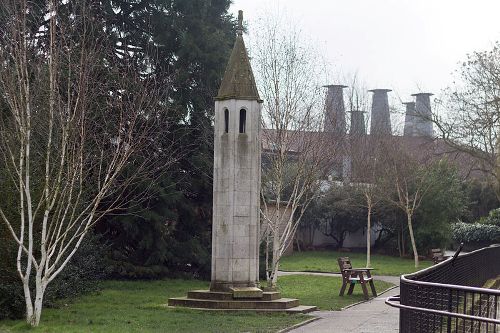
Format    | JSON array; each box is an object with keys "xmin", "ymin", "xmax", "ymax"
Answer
[
  {"xmin": 251, "ymin": 10, "xmax": 335, "ymax": 288},
  {"xmin": 380, "ymin": 142, "xmax": 432, "ymax": 268},
  {"xmin": 0, "ymin": 0, "xmax": 173, "ymax": 326}
]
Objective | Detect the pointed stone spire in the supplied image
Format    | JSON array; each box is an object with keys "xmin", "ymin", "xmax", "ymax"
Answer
[{"xmin": 216, "ymin": 10, "xmax": 261, "ymax": 101}]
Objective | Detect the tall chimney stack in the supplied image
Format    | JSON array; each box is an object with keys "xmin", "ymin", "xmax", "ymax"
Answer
[
  {"xmin": 411, "ymin": 93, "xmax": 434, "ymax": 137},
  {"xmin": 403, "ymin": 102, "xmax": 416, "ymax": 136},
  {"xmin": 349, "ymin": 110, "xmax": 366, "ymax": 136},
  {"xmin": 323, "ymin": 85, "xmax": 347, "ymax": 135},
  {"xmin": 369, "ymin": 89, "xmax": 392, "ymax": 135}
]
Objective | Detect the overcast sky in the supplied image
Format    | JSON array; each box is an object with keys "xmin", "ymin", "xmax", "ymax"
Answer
[{"xmin": 230, "ymin": 0, "xmax": 500, "ymax": 107}]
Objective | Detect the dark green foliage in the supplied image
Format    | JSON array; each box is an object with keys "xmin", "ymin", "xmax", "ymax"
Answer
[
  {"xmin": 44, "ymin": 233, "xmax": 109, "ymax": 305},
  {"xmin": 478, "ymin": 208, "xmax": 500, "ymax": 226},
  {"xmin": 0, "ymin": 224, "xmax": 25, "ymax": 320},
  {"xmin": 97, "ymin": 0, "xmax": 236, "ymax": 121},
  {"xmin": 91, "ymin": 0, "xmax": 235, "ymax": 279},
  {"xmin": 0, "ymin": 232, "xmax": 107, "ymax": 320},
  {"xmin": 451, "ymin": 207, "xmax": 500, "ymax": 248},
  {"xmin": 452, "ymin": 222, "xmax": 500, "ymax": 244},
  {"xmin": 303, "ymin": 186, "xmax": 366, "ymax": 249},
  {"xmin": 465, "ymin": 181, "xmax": 499, "ymax": 221},
  {"xmin": 412, "ymin": 161, "xmax": 468, "ymax": 251},
  {"xmin": 96, "ymin": 123, "xmax": 215, "ymax": 279}
]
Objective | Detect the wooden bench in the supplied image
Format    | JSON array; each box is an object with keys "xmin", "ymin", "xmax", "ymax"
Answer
[
  {"xmin": 338, "ymin": 257, "xmax": 377, "ymax": 300},
  {"xmin": 430, "ymin": 248, "xmax": 450, "ymax": 264}
]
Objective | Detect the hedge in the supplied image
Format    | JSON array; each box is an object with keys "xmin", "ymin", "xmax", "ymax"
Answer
[{"xmin": 451, "ymin": 221, "xmax": 500, "ymax": 244}]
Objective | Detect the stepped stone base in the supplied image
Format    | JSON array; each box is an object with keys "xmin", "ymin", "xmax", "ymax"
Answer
[
  {"xmin": 230, "ymin": 287, "xmax": 263, "ymax": 298},
  {"xmin": 168, "ymin": 289, "xmax": 317, "ymax": 314}
]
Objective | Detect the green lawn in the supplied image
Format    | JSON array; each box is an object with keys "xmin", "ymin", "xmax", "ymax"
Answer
[
  {"xmin": 0, "ymin": 275, "xmax": 394, "ymax": 332},
  {"xmin": 278, "ymin": 275, "xmax": 394, "ymax": 310},
  {"xmin": 280, "ymin": 250, "xmax": 432, "ymax": 276}
]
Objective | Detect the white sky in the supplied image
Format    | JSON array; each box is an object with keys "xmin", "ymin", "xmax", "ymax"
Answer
[{"xmin": 230, "ymin": 0, "xmax": 500, "ymax": 106}]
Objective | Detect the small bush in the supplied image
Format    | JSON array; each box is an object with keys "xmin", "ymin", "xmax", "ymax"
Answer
[
  {"xmin": 0, "ymin": 232, "xmax": 107, "ymax": 320},
  {"xmin": 44, "ymin": 232, "xmax": 108, "ymax": 305},
  {"xmin": 478, "ymin": 208, "xmax": 500, "ymax": 226},
  {"xmin": 451, "ymin": 221, "xmax": 500, "ymax": 244},
  {"xmin": 0, "ymin": 268, "xmax": 25, "ymax": 320}
]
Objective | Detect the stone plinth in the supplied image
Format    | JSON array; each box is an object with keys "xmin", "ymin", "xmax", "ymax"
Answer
[{"xmin": 167, "ymin": 289, "xmax": 317, "ymax": 313}]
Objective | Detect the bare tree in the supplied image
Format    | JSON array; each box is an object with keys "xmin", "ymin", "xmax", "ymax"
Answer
[
  {"xmin": 342, "ymin": 73, "xmax": 381, "ymax": 268},
  {"xmin": 0, "ymin": 1, "xmax": 174, "ymax": 326},
  {"xmin": 349, "ymin": 137, "xmax": 387, "ymax": 268},
  {"xmin": 251, "ymin": 10, "xmax": 334, "ymax": 288},
  {"xmin": 379, "ymin": 141, "xmax": 433, "ymax": 268},
  {"xmin": 432, "ymin": 42, "xmax": 500, "ymax": 198}
]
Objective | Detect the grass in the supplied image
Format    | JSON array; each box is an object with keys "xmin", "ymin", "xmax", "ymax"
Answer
[
  {"xmin": 280, "ymin": 250, "xmax": 432, "ymax": 276},
  {"xmin": 278, "ymin": 275, "xmax": 394, "ymax": 310},
  {"xmin": 0, "ymin": 279, "xmax": 307, "ymax": 333},
  {"xmin": 0, "ymin": 275, "xmax": 394, "ymax": 332}
]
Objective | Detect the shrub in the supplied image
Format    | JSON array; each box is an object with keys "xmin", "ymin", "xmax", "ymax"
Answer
[
  {"xmin": 0, "ymin": 265, "xmax": 25, "ymax": 319},
  {"xmin": 415, "ymin": 222, "xmax": 451, "ymax": 252},
  {"xmin": 478, "ymin": 208, "xmax": 500, "ymax": 226},
  {"xmin": 0, "ymin": 232, "xmax": 107, "ymax": 320},
  {"xmin": 43, "ymin": 232, "xmax": 108, "ymax": 305},
  {"xmin": 451, "ymin": 222, "xmax": 500, "ymax": 244}
]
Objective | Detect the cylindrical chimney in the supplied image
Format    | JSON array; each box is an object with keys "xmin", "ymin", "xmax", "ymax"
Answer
[
  {"xmin": 323, "ymin": 85, "xmax": 347, "ymax": 135},
  {"xmin": 411, "ymin": 93, "xmax": 434, "ymax": 137},
  {"xmin": 369, "ymin": 89, "xmax": 392, "ymax": 135},
  {"xmin": 349, "ymin": 110, "xmax": 366, "ymax": 136},
  {"xmin": 403, "ymin": 102, "xmax": 416, "ymax": 137}
]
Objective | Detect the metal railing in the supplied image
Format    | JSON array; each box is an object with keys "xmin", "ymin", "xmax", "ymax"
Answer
[{"xmin": 386, "ymin": 245, "xmax": 500, "ymax": 333}]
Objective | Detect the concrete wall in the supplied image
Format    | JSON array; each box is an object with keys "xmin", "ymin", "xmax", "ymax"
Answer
[
  {"xmin": 261, "ymin": 202, "xmax": 294, "ymax": 256},
  {"xmin": 297, "ymin": 224, "xmax": 380, "ymax": 250}
]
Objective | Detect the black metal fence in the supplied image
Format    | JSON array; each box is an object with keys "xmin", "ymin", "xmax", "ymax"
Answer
[{"xmin": 386, "ymin": 245, "xmax": 500, "ymax": 333}]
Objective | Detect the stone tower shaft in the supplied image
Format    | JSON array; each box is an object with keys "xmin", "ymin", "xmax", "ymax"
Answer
[
  {"xmin": 349, "ymin": 110, "xmax": 366, "ymax": 136},
  {"xmin": 412, "ymin": 93, "xmax": 434, "ymax": 137},
  {"xmin": 403, "ymin": 102, "xmax": 416, "ymax": 137},
  {"xmin": 211, "ymin": 10, "xmax": 262, "ymax": 292},
  {"xmin": 323, "ymin": 85, "xmax": 347, "ymax": 135},
  {"xmin": 369, "ymin": 89, "xmax": 392, "ymax": 136}
]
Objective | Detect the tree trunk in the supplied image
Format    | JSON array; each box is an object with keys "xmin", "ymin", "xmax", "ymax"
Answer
[
  {"xmin": 397, "ymin": 230, "xmax": 402, "ymax": 257},
  {"xmin": 309, "ymin": 226, "xmax": 315, "ymax": 248},
  {"xmin": 407, "ymin": 213, "xmax": 419, "ymax": 268},
  {"xmin": 22, "ymin": 279, "xmax": 34, "ymax": 326},
  {"xmin": 271, "ymin": 234, "xmax": 280, "ymax": 287},
  {"xmin": 268, "ymin": 229, "xmax": 281, "ymax": 289},
  {"xmin": 25, "ymin": 276, "xmax": 46, "ymax": 327},
  {"xmin": 366, "ymin": 203, "xmax": 372, "ymax": 268}
]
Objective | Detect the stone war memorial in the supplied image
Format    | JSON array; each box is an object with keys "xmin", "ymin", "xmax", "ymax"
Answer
[{"xmin": 168, "ymin": 11, "xmax": 316, "ymax": 313}]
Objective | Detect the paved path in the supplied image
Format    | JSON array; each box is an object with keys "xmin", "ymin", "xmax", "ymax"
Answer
[{"xmin": 278, "ymin": 271, "xmax": 400, "ymax": 333}]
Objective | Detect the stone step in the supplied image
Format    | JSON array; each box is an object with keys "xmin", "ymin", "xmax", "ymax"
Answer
[
  {"xmin": 187, "ymin": 290, "xmax": 281, "ymax": 301},
  {"xmin": 187, "ymin": 290, "xmax": 233, "ymax": 301},
  {"xmin": 262, "ymin": 291, "xmax": 282, "ymax": 301},
  {"xmin": 168, "ymin": 297, "xmax": 300, "ymax": 310},
  {"xmin": 284, "ymin": 305, "xmax": 318, "ymax": 314},
  {"xmin": 230, "ymin": 287, "xmax": 263, "ymax": 299}
]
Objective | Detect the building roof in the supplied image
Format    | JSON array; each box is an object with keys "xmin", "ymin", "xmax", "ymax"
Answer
[
  {"xmin": 261, "ymin": 128, "xmax": 487, "ymax": 180},
  {"xmin": 215, "ymin": 11, "xmax": 261, "ymax": 102}
]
